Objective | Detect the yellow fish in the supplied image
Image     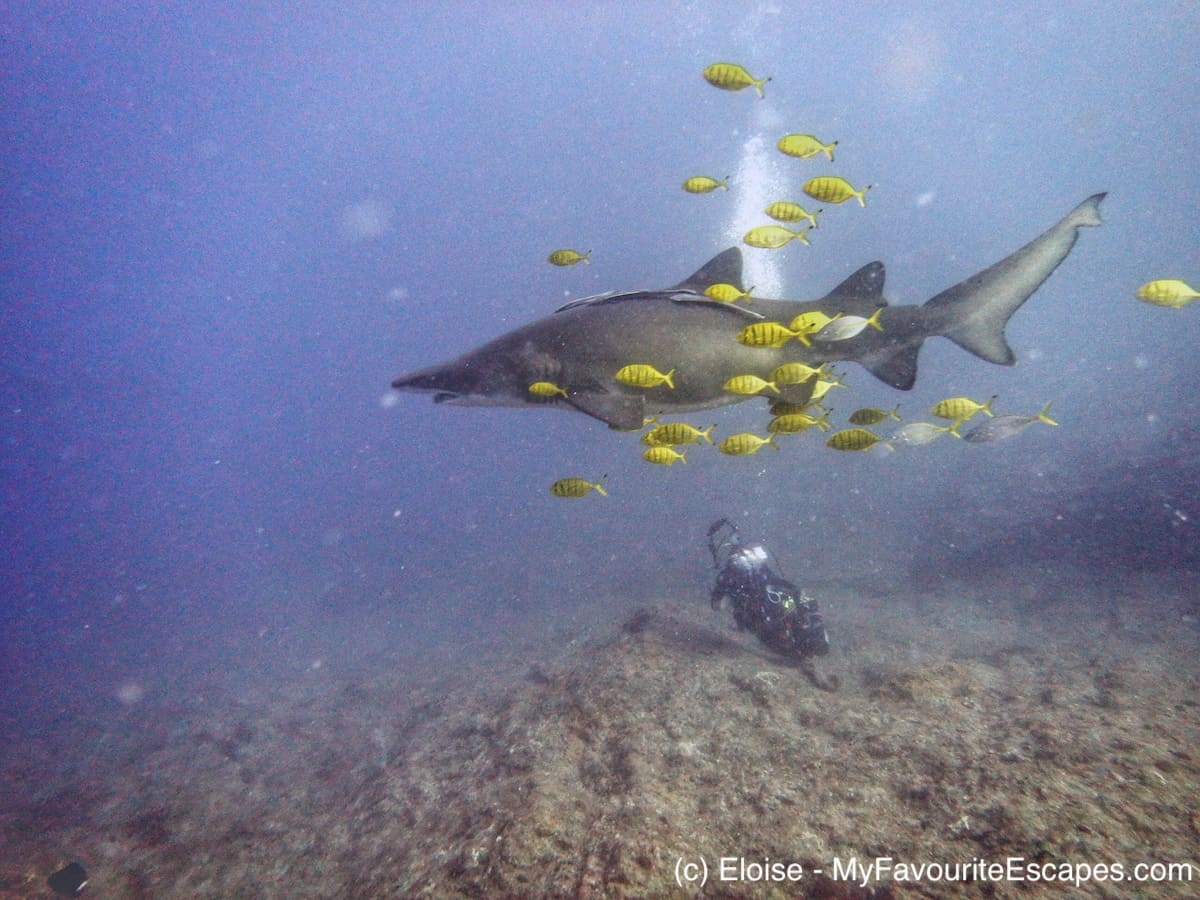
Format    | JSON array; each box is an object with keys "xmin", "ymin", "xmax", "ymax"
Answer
[
  {"xmin": 743, "ymin": 225, "xmax": 812, "ymax": 249},
  {"xmin": 723, "ymin": 374, "xmax": 779, "ymax": 395},
  {"xmin": 787, "ymin": 310, "xmax": 840, "ymax": 347},
  {"xmin": 809, "ymin": 377, "xmax": 845, "ymax": 402},
  {"xmin": 642, "ymin": 446, "xmax": 687, "ymax": 466},
  {"xmin": 771, "ymin": 361, "xmax": 824, "ymax": 384},
  {"xmin": 705, "ymin": 283, "xmax": 754, "ymax": 303},
  {"xmin": 848, "ymin": 405, "xmax": 901, "ymax": 426},
  {"xmin": 802, "ymin": 176, "xmax": 871, "ymax": 207},
  {"xmin": 683, "ymin": 175, "xmax": 728, "ymax": 194},
  {"xmin": 930, "ymin": 395, "xmax": 996, "ymax": 421},
  {"xmin": 826, "ymin": 428, "xmax": 882, "ymax": 451},
  {"xmin": 1136, "ymin": 279, "xmax": 1200, "ymax": 308},
  {"xmin": 764, "ymin": 201, "xmax": 822, "ymax": 228},
  {"xmin": 769, "ymin": 399, "xmax": 826, "ymax": 417},
  {"xmin": 702, "ymin": 62, "xmax": 770, "ymax": 98},
  {"xmin": 528, "ymin": 381, "xmax": 568, "ymax": 399},
  {"xmin": 776, "ymin": 133, "xmax": 838, "ymax": 161},
  {"xmin": 736, "ymin": 321, "xmax": 799, "ymax": 348},
  {"xmin": 615, "ymin": 364, "xmax": 675, "ymax": 389},
  {"xmin": 642, "ymin": 422, "xmax": 715, "ymax": 446},
  {"xmin": 547, "ymin": 248, "xmax": 590, "ymax": 266},
  {"xmin": 789, "ymin": 310, "xmax": 838, "ymax": 333},
  {"xmin": 550, "ymin": 477, "xmax": 607, "ymax": 498},
  {"xmin": 719, "ymin": 432, "xmax": 777, "ymax": 455},
  {"xmin": 768, "ymin": 412, "xmax": 832, "ymax": 434},
  {"xmin": 813, "ymin": 308, "xmax": 884, "ymax": 341}
]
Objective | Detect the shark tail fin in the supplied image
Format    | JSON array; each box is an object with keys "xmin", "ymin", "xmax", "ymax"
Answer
[
  {"xmin": 1066, "ymin": 193, "xmax": 1105, "ymax": 229},
  {"xmin": 923, "ymin": 193, "xmax": 1106, "ymax": 366}
]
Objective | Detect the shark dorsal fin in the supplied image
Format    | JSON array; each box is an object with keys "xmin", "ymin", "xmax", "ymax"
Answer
[
  {"xmin": 829, "ymin": 261, "xmax": 886, "ymax": 303},
  {"xmin": 673, "ymin": 247, "xmax": 744, "ymax": 292}
]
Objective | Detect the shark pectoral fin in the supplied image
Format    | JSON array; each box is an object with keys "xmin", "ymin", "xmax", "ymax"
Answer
[{"xmin": 566, "ymin": 392, "xmax": 646, "ymax": 430}]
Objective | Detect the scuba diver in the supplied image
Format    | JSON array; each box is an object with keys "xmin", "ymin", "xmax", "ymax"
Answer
[{"xmin": 707, "ymin": 518, "xmax": 837, "ymax": 691}]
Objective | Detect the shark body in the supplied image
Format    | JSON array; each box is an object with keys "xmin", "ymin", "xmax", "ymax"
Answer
[{"xmin": 392, "ymin": 194, "xmax": 1105, "ymax": 430}]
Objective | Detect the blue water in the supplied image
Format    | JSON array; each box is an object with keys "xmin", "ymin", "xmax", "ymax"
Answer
[{"xmin": 3, "ymin": 2, "xmax": 1198, "ymax": 733}]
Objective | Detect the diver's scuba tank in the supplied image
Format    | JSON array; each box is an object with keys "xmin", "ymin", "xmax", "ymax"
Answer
[{"xmin": 707, "ymin": 517, "xmax": 741, "ymax": 569}]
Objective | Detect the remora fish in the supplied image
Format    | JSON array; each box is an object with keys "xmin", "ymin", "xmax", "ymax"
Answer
[{"xmin": 392, "ymin": 195, "xmax": 1105, "ymax": 431}]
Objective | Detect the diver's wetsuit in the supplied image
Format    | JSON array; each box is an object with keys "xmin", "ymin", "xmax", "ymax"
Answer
[{"xmin": 708, "ymin": 519, "xmax": 837, "ymax": 691}]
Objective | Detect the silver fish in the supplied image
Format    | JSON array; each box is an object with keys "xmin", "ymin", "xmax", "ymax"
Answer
[
  {"xmin": 963, "ymin": 403, "xmax": 1058, "ymax": 443},
  {"xmin": 889, "ymin": 422, "xmax": 959, "ymax": 446},
  {"xmin": 813, "ymin": 309, "xmax": 883, "ymax": 342}
]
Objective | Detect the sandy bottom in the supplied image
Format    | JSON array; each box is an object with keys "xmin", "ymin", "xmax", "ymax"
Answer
[{"xmin": 3, "ymin": 565, "xmax": 1198, "ymax": 898}]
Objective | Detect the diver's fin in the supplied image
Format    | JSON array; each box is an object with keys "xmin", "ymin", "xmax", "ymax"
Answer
[
  {"xmin": 672, "ymin": 247, "xmax": 744, "ymax": 293},
  {"xmin": 923, "ymin": 193, "xmax": 1105, "ymax": 365},
  {"xmin": 827, "ymin": 261, "xmax": 886, "ymax": 304},
  {"xmin": 567, "ymin": 391, "xmax": 646, "ymax": 431}
]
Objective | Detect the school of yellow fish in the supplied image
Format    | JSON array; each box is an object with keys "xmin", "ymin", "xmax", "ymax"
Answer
[{"xmin": 544, "ymin": 59, "xmax": 1184, "ymax": 497}]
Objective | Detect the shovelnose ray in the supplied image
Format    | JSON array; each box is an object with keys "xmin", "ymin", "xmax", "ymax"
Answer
[{"xmin": 392, "ymin": 194, "xmax": 1105, "ymax": 430}]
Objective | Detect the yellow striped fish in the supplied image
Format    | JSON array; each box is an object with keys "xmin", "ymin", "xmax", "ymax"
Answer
[
  {"xmin": 848, "ymin": 405, "xmax": 901, "ymax": 426},
  {"xmin": 930, "ymin": 396, "xmax": 996, "ymax": 422},
  {"xmin": 723, "ymin": 374, "xmax": 779, "ymax": 396},
  {"xmin": 764, "ymin": 201, "xmax": 822, "ymax": 228},
  {"xmin": 642, "ymin": 446, "xmax": 687, "ymax": 466},
  {"xmin": 642, "ymin": 422, "xmax": 715, "ymax": 446},
  {"xmin": 768, "ymin": 412, "xmax": 832, "ymax": 434},
  {"xmin": 771, "ymin": 361, "xmax": 824, "ymax": 384},
  {"xmin": 547, "ymin": 249, "xmax": 590, "ymax": 266},
  {"xmin": 550, "ymin": 477, "xmax": 607, "ymax": 498},
  {"xmin": 719, "ymin": 433, "xmax": 777, "ymax": 455},
  {"xmin": 736, "ymin": 322, "xmax": 799, "ymax": 348},
  {"xmin": 770, "ymin": 399, "xmax": 827, "ymax": 417},
  {"xmin": 810, "ymin": 377, "xmax": 845, "ymax": 402},
  {"xmin": 1136, "ymin": 279, "xmax": 1200, "ymax": 308},
  {"xmin": 802, "ymin": 176, "xmax": 871, "ymax": 207},
  {"xmin": 528, "ymin": 381, "xmax": 568, "ymax": 399},
  {"xmin": 705, "ymin": 283, "xmax": 754, "ymax": 303},
  {"xmin": 776, "ymin": 134, "xmax": 838, "ymax": 161},
  {"xmin": 826, "ymin": 428, "xmax": 882, "ymax": 451},
  {"xmin": 615, "ymin": 364, "xmax": 675, "ymax": 389},
  {"xmin": 788, "ymin": 311, "xmax": 839, "ymax": 347},
  {"xmin": 683, "ymin": 175, "xmax": 728, "ymax": 194},
  {"xmin": 702, "ymin": 63, "xmax": 770, "ymax": 98},
  {"xmin": 743, "ymin": 225, "xmax": 811, "ymax": 249}
]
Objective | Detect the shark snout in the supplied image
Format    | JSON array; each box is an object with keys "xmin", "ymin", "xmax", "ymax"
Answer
[
  {"xmin": 393, "ymin": 364, "xmax": 468, "ymax": 394},
  {"xmin": 392, "ymin": 360, "xmax": 499, "ymax": 405}
]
